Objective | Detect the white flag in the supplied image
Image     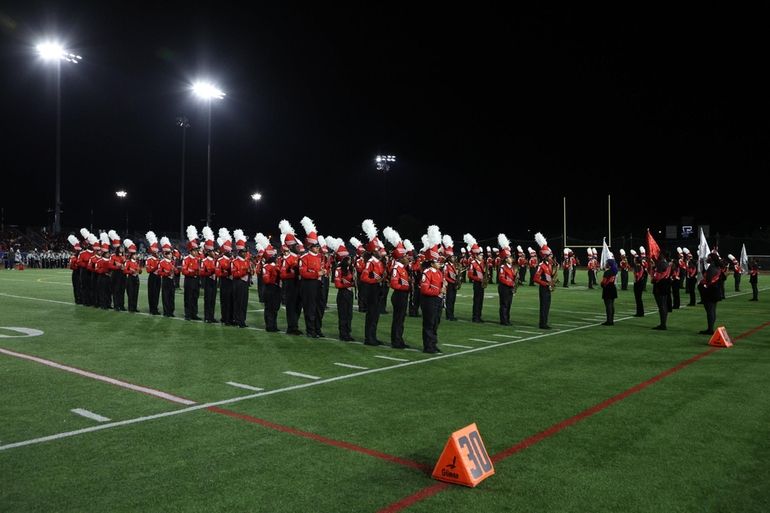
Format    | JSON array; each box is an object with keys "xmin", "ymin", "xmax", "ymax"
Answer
[
  {"xmin": 740, "ymin": 243, "xmax": 749, "ymax": 274},
  {"xmin": 600, "ymin": 237, "xmax": 611, "ymax": 269},
  {"xmin": 697, "ymin": 227, "xmax": 710, "ymax": 278}
]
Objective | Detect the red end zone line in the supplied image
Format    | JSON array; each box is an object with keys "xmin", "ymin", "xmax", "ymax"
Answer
[
  {"xmin": 378, "ymin": 321, "xmax": 770, "ymax": 513},
  {"xmin": 0, "ymin": 347, "xmax": 196, "ymax": 405},
  {"xmin": 207, "ymin": 406, "xmax": 430, "ymax": 472}
]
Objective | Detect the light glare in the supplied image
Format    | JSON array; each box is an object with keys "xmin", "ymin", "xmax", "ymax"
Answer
[
  {"xmin": 251, "ymin": 193, "xmax": 262, "ymax": 201},
  {"xmin": 116, "ymin": 190, "xmax": 128, "ymax": 198},
  {"xmin": 192, "ymin": 81, "xmax": 226, "ymax": 100},
  {"xmin": 36, "ymin": 42, "xmax": 82, "ymax": 63}
]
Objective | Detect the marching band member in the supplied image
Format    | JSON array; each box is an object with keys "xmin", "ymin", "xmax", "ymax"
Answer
[
  {"xmin": 108, "ymin": 230, "xmax": 126, "ymax": 311},
  {"xmin": 360, "ymin": 219, "xmax": 385, "ymax": 345},
  {"xmin": 122, "ymin": 239, "xmax": 141, "ymax": 312},
  {"xmin": 182, "ymin": 226, "xmax": 202, "ymax": 321},
  {"xmin": 96, "ymin": 233, "xmax": 112, "ymax": 310},
  {"xmin": 280, "ymin": 220, "xmax": 302, "ymax": 335},
  {"xmin": 256, "ymin": 233, "xmax": 281, "ymax": 332},
  {"xmin": 728, "ymin": 254, "xmax": 742, "ymax": 292},
  {"xmin": 200, "ymin": 227, "xmax": 218, "ymax": 323},
  {"xmin": 698, "ymin": 252, "xmax": 722, "ymax": 335},
  {"xmin": 331, "ymin": 237, "xmax": 355, "ymax": 341},
  {"xmin": 231, "ymin": 230, "xmax": 250, "ymax": 328},
  {"xmin": 67, "ymin": 234, "xmax": 82, "ymax": 304},
  {"xmin": 145, "ymin": 231, "xmax": 161, "ymax": 315},
  {"xmin": 533, "ymin": 233, "xmax": 554, "ymax": 329},
  {"xmin": 157, "ymin": 237, "xmax": 176, "ymax": 317},
  {"xmin": 299, "ymin": 217, "xmax": 326, "ymax": 338},
  {"xmin": 408, "ymin": 240, "xmax": 422, "ymax": 317},
  {"xmin": 88, "ymin": 235, "xmax": 102, "ymax": 308},
  {"xmin": 465, "ymin": 233, "xmax": 485, "ymax": 322},
  {"xmin": 442, "ymin": 235, "xmax": 458, "ymax": 321},
  {"xmin": 420, "ymin": 226, "xmax": 444, "ymax": 354},
  {"xmin": 600, "ymin": 252, "xmax": 618, "ymax": 325},
  {"xmin": 516, "ymin": 245, "xmax": 527, "ymax": 285},
  {"xmin": 619, "ymin": 249, "xmax": 630, "ymax": 290},
  {"xmin": 384, "ymin": 227, "xmax": 411, "ymax": 348},
  {"xmin": 497, "ymin": 234, "xmax": 516, "ymax": 326},
  {"xmin": 683, "ymin": 248, "xmax": 697, "ymax": 306},
  {"xmin": 670, "ymin": 248, "xmax": 682, "ymax": 310},
  {"xmin": 216, "ymin": 229, "xmax": 234, "ymax": 325},
  {"xmin": 350, "ymin": 237, "xmax": 368, "ymax": 314},
  {"xmin": 749, "ymin": 258, "xmax": 759, "ymax": 301},
  {"xmin": 561, "ymin": 248, "xmax": 571, "ymax": 288},
  {"xmin": 528, "ymin": 247, "xmax": 538, "ymax": 286},
  {"xmin": 78, "ymin": 229, "xmax": 94, "ymax": 306},
  {"xmin": 570, "ymin": 249, "xmax": 578, "ymax": 285},
  {"xmin": 631, "ymin": 249, "xmax": 646, "ymax": 317},
  {"xmin": 651, "ymin": 251, "xmax": 671, "ymax": 330},
  {"xmin": 587, "ymin": 248, "xmax": 597, "ymax": 289}
]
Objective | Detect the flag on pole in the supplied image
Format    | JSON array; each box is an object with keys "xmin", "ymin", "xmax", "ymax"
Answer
[
  {"xmin": 740, "ymin": 243, "xmax": 748, "ymax": 275},
  {"xmin": 697, "ymin": 226, "xmax": 711, "ymax": 277},
  {"xmin": 646, "ymin": 229, "xmax": 660, "ymax": 261},
  {"xmin": 600, "ymin": 237, "xmax": 611, "ymax": 269}
]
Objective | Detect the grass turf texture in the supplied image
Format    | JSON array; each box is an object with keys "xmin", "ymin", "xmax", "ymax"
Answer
[{"xmin": 0, "ymin": 269, "xmax": 768, "ymax": 512}]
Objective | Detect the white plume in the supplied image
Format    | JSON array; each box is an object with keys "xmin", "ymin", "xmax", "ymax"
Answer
[
  {"xmin": 202, "ymin": 226, "xmax": 214, "ymax": 241},
  {"xmin": 421, "ymin": 234, "xmax": 429, "ymax": 251},
  {"xmin": 350, "ymin": 237, "xmax": 363, "ymax": 248},
  {"xmin": 442, "ymin": 235, "xmax": 453, "ymax": 248},
  {"xmin": 160, "ymin": 236, "xmax": 171, "ymax": 248},
  {"xmin": 233, "ymin": 229, "xmax": 247, "ymax": 243},
  {"xmin": 427, "ymin": 225, "xmax": 441, "ymax": 246},
  {"xmin": 99, "ymin": 232, "xmax": 110, "ymax": 245},
  {"xmin": 80, "ymin": 228, "xmax": 90, "ymax": 239},
  {"xmin": 254, "ymin": 233, "xmax": 270, "ymax": 251},
  {"xmin": 383, "ymin": 226, "xmax": 401, "ymax": 247},
  {"xmin": 300, "ymin": 216, "xmax": 316, "ymax": 235},
  {"xmin": 108, "ymin": 230, "xmax": 120, "ymax": 242},
  {"xmin": 145, "ymin": 231, "xmax": 157, "ymax": 245},
  {"xmin": 497, "ymin": 233, "xmax": 510, "ymax": 250},
  {"xmin": 682, "ymin": 247, "xmax": 690, "ymax": 254},
  {"xmin": 362, "ymin": 219, "xmax": 378, "ymax": 241},
  {"xmin": 587, "ymin": 248, "xmax": 593, "ymax": 256},
  {"xmin": 534, "ymin": 232, "xmax": 547, "ymax": 248},
  {"xmin": 639, "ymin": 246, "xmax": 646, "ymax": 254},
  {"xmin": 279, "ymin": 219, "xmax": 295, "ymax": 235},
  {"xmin": 67, "ymin": 235, "xmax": 79, "ymax": 246},
  {"xmin": 527, "ymin": 247, "xmax": 534, "ymax": 253},
  {"xmin": 317, "ymin": 235, "xmax": 326, "ymax": 247},
  {"xmin": 620, "ymin": 249, "xmax": 626, "ymax": 256},
  {"xmin": 516, "ymin": 245, "xmax": 523, "ymax": 253},
  {"xmin": 630, "ymin": 249, "xmax": 638, "ymax": 256},
  {"xmin": 123, "ymin": 239, "xmax": 134, "ymax": 249},
  {"xmin": 676, "ymin": 247, "xmax": 682, "ymax": 254},
  {"xmin": 87, "ymin": 233, "xmax": 98, "ymax": 245},
  {"xmin": 217, "ymin": 237, "xmax": 224, "ymax": 247},
  {"xmin": 463, "ymin": 233, "xmax": 477, "ymax": 247},
  {"xmin": 486, "ymin": 246, "xmax": 491, "ymax": 252},
  {"xmin": 218, "ymin": 228, "xmax": 232, "ymax": 241},
  {"xmin": 186, "ymin": 225, "xmax": 198, "ymax": 242},
  {"xmin": 403, "ymin": 239, "xmax": 414, "ymax": 252}
]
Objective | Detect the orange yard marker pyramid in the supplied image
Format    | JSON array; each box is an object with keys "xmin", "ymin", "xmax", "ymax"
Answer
[
  {"xmin": 708, "ymin": 326, "xmax": 734, "ymax": 347},
  {"xmin": 432, "ymin": 423, "xmax": 495, "ymax": 487}
]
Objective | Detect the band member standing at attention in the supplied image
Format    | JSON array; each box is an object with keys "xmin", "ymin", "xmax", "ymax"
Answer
[
  {"xmin": 108, "ymin": 230, "xmax": 126, "ymax": 311},
  {"xmin": 619, "ymin": 249, "xmax": 630, "ymax": 290},
  {"xmin": 88, "ymin": 235, "xmax": 102, "ymax": 308},
  {"xmin": 561, "ymin": 248, "xmax": 571, "ymax": 288},
  {"xmin": 408, "ymin": 240, "xmax": 423, "ymax": 317},
  {"xmin": 216, "ymin": 229, "xmax": 234, "ymax": 326},
  {"xmin": 683, "ymin": 248, "xmax": 697, "ymax": 306},
  {"xmin": 384, "ymin": 227, "xmax": 411, "ymax": 349},
  {"xmin": 230, "ymin": 230, "xmax": 251, "ymax": 328},
  {"xmin": 651, "ymin": 252, "xmax": 671, "ymax": 330},
  {"xmin": 670, "ymin": 251, "xmax": 682, "ymax": 310},
  {"xmin": 420, "ymin": 227, "xmax": 444, "ymax": 354},
  {"xmin": 299, "ymin": 216, "xmax": 326, "ymax": 338},
  {"xmin": 698, "ymin": 252, "xmax": 722, "ymax": 335},
  {"xmin": 255, "ymin": 233, "xmax": 281, "ymax": 332},
  {"xmin": 528, "ymin": 247, "xmax": 538, "ymax": 286},
  {"xmin": 182, "ymin": 226, "xmax": 202, "ymax": 321},
  {"xmin": 587, "ymin": 248, "xmax": 597, "ymax": 289},
  {"xmin": 67, "ymin": 235, "xmax": 82, "ymax": 304},
  {"xmin": 442, "ymin": 235, "xmax": 458, "ymax": 321},
  {"xmin": 96, "ymin": 233, "xmax": 113, "ymax": 310},
  {"xmin": 145, "ymin": 231, "xmax": 161, "ymax": 315},
  {"xmin": 516, "ymin": 246, "xmax": 527, "ymax": 285},
  {"xmin": 601, "ymin": 253, "xmax": 618, "ymax": 325},
  {"xmin": 533, "ymin": 232, "xmax": 554, "ymax": 329},
  {"xmin": 497, "ymin": 234, "xmax": 516, "ymax": 326},
  {"xmin": 349, "ymin": 237, "xmax": 367, "ymax": 314},
  {"xmin": 158, "ymin": 237, "xmax": 176, "ymax": 317},
  {"xmin": 329, "ymin": 238, "xmax": 355, "ymax": 341},
  {"xmin": 728, "ymin": 254, "xmax": 742, "ymax": 292},
  {"xmin": 631, "ymin": 249, "xmax": 647, "ymax": 317},
  {"xmin": 123, "ymin": 239, "xmax": 141, "ymax": 312},
  {"xmin": 748, "ymin": 258, "xmax": 759, "ymax": 301},
  {"xmin": 279, "ymin": 220, "xmax": 302, "ymax": 335},
  {"xmin": 78, "ymin": 229, "xmax": 95, "ymax": 306},
  {"xmin": 200, "ymin": 227, "xmax": 218, "ymax": 323},
  {"xmin": 570, "ymin": 249, "xmax": 578, "ymax": 285},
  {"xmin": 360, "ymin": 219, "xmax": 385, "ymax": 345},
  {"xmin": 464, "ymin": 233, "xmax": 485, "ymax": 322}
]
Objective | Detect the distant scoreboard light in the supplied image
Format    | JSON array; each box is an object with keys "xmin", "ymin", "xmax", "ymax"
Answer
[
  {"xmin": 681, "ymin": 225, "xmax": 694, "ymax": 238},
  {"xmin": 666, "ymin": 225, "xmax": 677, "ymax": 239}
]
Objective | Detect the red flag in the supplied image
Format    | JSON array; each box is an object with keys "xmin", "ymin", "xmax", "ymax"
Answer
[{"xmin": 646, "ymin": 229, "xmax": 660, "ymax": 261}]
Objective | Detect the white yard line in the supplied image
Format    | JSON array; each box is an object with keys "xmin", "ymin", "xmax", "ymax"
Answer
[
  {"xmin": 0, "ymin": 347, "xmax": 196, "ymax": 405},
  {"xmin": 283, "ymin": 371, "xmax": 320, "ymax": 380},
  {"xmin": 333, "ymin": 362, "xmax": 369, "ymax": 370},
  {"xmin": 469, "ymin": 338, "xmax": 499, "ymax": 344},
  {"xmin": 373, "ymin": 355, "xmax": 409, "ymax": 362},
  {"xmin": 1, "ymin": 287, "xmax": 765, "ymax": 452},
  {"xmin": 443, "ymin": 343, "xmax": 473, "ymax": 349},
  {"xmin": 225, "ymin": 381, "xmax": 264, "ymax": 392},
  {"xmin": 493, "ymin": 334, "xmax": 522, "ymax": 339},
  {"xmin": 70, "ymin": 408, "xmax": 111, "ymax": 423},
  {"xmin": 514, "ymin": 330, "xmax": 541, "ymax": 335}
]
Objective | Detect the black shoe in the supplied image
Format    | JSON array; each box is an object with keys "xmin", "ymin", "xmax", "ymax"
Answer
[
  {"xmin": 699, "ymin": 329, "xmax": 714, "ymax": 335},
  {"xmin": 342, "ymin": 337, "xmax": 355, "ymax": 342},
  {"xmin": 317, "ymin": 332, "xmax": 325, "ymax": 338},
  {"xmin": 192, "ymin": 316, "xmax": 202, "ymax": 320},
  {"xmin": 433, "ymin": 346, "xmax": 442, "ymax": 353},
  {"xmin": 287, "ymin": 329, "xmax": 303, "ymax": 336},
  {"xmin": 184, "ymin": 317, "xmax": 191, "ymax": 321},
  {"xmin": 238, "ymin": 324, "xmax": 248, "ymax": 328},
  {"xmin": 204, "ymin": 319, "xmax": 214, "ymax": 323},
  {"xmin": 364, "ymin": 341, "xmax": 380, "ymax": 346},
  {"xmin": 652, "ymin": 325, "xmax": 666, "ymax": 330},
  {"xmin": 601, "ymin": 321, "xmax": 612, "ymax": 326},
  {"xmin": 392, "ymin": 343, "xmax": 411, "ymax": 349},
  {"xmin": 422, "ymin": 348, "xmax": 437, "ymax": 354},
  {"xmin": 266, "ymin": 328, "xmax": 279, "ymax": 332},
  {"xmin": 539, "ymin": 325, "xmax": 552, "ymax": 329}
]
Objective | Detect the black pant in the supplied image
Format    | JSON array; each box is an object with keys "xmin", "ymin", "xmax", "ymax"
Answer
[
  {"xmin": 336, "ymin": 287, "xmax": 353, "ymax": 339},
  {"xmin": 364, "ymin": 282, "xmax": 382, "ymax": 344},
  {"xmin": 80, "ymin": 269, "xmax": 92, "ymax": 306},
  {"xmin": 498, "ymin": 283, "xmax": 513, "ymax": 325},
  {"xmin": 672, "ymin": 279, "xmax": 681, "ymax": 309},
  {"xmin": 529, "ymin": 267, "xmax": 536, "ymax": 286},
  {"xmin": 538, "ymin": 285, "xmax": 551, "ymax": 327},
  {"xmin": 220, "ymin": 279, "xmax": 233, "ymax": 324},
  {"xmin": 358, "ymin": 279, "xmax": 369, "ymax": 312},
  {"xmin": 90, "ymin": 272, "xmax": 99, "ymax": 307},
  {"xmin": 408, "ymin": 281, "xmax": 421, "ymax": 316},
  {"xmin": 126, "ymin": 275, "xmax": 139, "ymax": 311},
  {"xmin": 203, "ymin": 277, "xmax": 217, "ymax": 321},
  {"xmin": 257, "ymin": 274, "xmax": 265, "ymax": 303},
  {"xmin": 604, "ymin": 298, "xmax": 615, "ymax": 324},
  {"xmin": 264, "ymin": 283, "xmax": 281, "ymax": 331},
  {"xmin": 421, "ymin": 295, "xmax": 441, "ymax": 351},
  {"xmin": 518, "ymin": 266, "xmax": 527, "ymax": 284},
  {"xmin": 112, "ymin": 272, "xmax": 125, "ymax": 310},
  {"xmin": 301, "ymin": 279, "xmax": 322, "ymax": 336},
  {"xmin": 390, "ymin": 290, "xmax": 408, "ymax": 346},
  {"xmin": 472, "ymin": 281, "xmax": 484, "ymax": 321},
  {"xmin": 686, "ymin": 277, "xmax": 697, "ymax": 305},
  {"xmin": 283, "ymin": 278, "xmax": 300, "ymax": 331},
  {"xmin": 751, "ymin": 280, "xmax": 758, "ymax": 300},
  {"xmin": 444, "ymin": 282, "xmax": 457, "ymax": 320},
  {"xmin": 71, "ymin": 268, "xmax": 81, "ymax": 304},
  {"xmin": 184, "ymin": 276, "xmax": 200, "ymax": 319},
  {"xmin": 703, "ymin": 301, "xmax": 717, "ymax": 331},
  {"xmin": 98, "ymin": 274, "xmax": 111, "ymax": 309},
  {"xmin": 620, "ymin": 269, "xmax": 629, "ymax": 290},
  {"xmin": 563, "ymin": 268, "xmax": 570, "ymax": 287},
  {"xmin": 378, "ymin": 283, "xmax": 389, "ymax": 314},
  {"xmin": 161, "ymin": 277, "xmax": 175, "ymax": 316},
  {"xmin": 320, "ymin": 276, "xmax": 330, "ymax": 314},
  {"xmin": 734, "ymin": 274, "xmax": 741, "ymax": 292},
  {"xmin": 232, "ymin": 279, "xmax": 249, "ymax": 327},
  {"xmin": 633, "ymin": 280, "xmax": 645, "ymax": 316},
  {"xmin": 588, "ymin": 269, "xmax": 596, "ymax": 289},
  {"xmin": 654, "ymin": 293, "xmax": 668, "ymax": 328}
]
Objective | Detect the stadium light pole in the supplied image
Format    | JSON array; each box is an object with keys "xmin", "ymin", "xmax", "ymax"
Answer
[
  {"xmin": 176, "ymin": 116, "xmax": 190, "ymax": 241},
  {"xmin": 192, "ymin": 81, "xmax": 225, "ymax": 227},
  {"xmin": 251, "ymin": 192, "xmax": 262, "ymax": 202},
  {"xmin": 37, "ymin": 41, "xmax": 82, "ymax": 234},
  {"xmin": 116, "ymin": 190, "xmax": 128, "ymax": 234}
]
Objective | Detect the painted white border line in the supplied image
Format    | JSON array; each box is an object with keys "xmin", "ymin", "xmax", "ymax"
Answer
[
  {"xmin": 493, "ymin": 334, "xmax": 522, "ymax": 339},
  {"xmin": 443, "ymin": 343, "xmax": 473, "ymax": 349},
  {"xmin": 515, "ymin": 330, "xmax": 541, "ymax": 335},
  {"xmin": 283, "ymin": 371, "xmax": 320, "ymax": 380},
  {"xmin": 334, "ymin": 362, "xmax": 368, "ymax": 370},
  {"xmin": 374, "ymin": 355, "xmax": 409, "ymax": 362},
  {"xmin": 551, "ymin": 323, "xmax": 580, "ymax": 327},
  {"xmin": 469, "ymin": 338, "xmax": 499, "ymax": 344},
  {"xmin": 226, "ymin": 381, "xmax": 264, "ymax": 392},
  {"xmin": 71, "ymin": 408, "xmax": 110, "ymax": 423},
  {"xmin": 2, "ymin": 287, "xmax": 764, "ymax": 452},
  {"xmin": 0, "ymin": 347, "xmax": 196, "ymax": 405}
]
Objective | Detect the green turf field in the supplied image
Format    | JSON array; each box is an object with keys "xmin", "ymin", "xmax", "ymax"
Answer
[{"xmin": 1, "ymin": 269, "xmax": 768, "ymax": 512}]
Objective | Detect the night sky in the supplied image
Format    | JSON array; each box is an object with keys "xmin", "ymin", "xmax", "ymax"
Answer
[{"xmin": 1, "ymin": 5, "xmax": 766, "ymax": 246}]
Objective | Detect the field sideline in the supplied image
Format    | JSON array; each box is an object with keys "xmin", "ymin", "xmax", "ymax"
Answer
[{"xmin": 1, "ymin": 269, "xmax": 769, "ymax": 512}]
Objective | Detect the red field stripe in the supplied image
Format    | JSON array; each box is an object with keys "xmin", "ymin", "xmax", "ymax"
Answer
[
  {"xmin": 206, "ymin": 406, "xmax": 431, "ymax": 472},
  {"xmin": 0, "ymin": 347, "xmax": 197, "ymax": 405},
  {"xmin": 377, "ymin": 321, "xmax": 770, "ymax": 512}
]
